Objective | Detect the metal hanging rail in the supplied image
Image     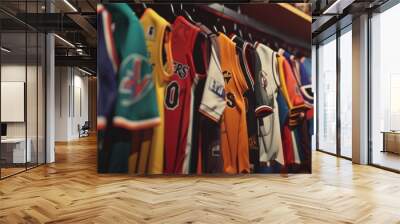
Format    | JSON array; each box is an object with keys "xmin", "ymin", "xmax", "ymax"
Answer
[{"xmin": 202, "ymin": 3, "xmax": 311, "ymax": 51}]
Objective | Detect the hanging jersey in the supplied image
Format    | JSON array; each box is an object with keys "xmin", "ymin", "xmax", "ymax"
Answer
[
  {"xmin": 217, "ymin": 33, "xmax": 249, "ymax": 174},
  {"xmin": 231, "ymin": 35, "xmax": 262, "ymax": 172},
  {"xmin": 97, "ymin": 5, "xmax": 119, "ymax": 130},
  {"xmin": 186, "ymin": 23, "xmax": 214, "ymax": 174},
  {"xmin": 164, "ymin": 16, "xmax": 204, "ymax": 174},
  {"xmin": 99, "ymin": 3, "xmax": 158, "ymax": 173},
  {"xmin": 281, "ymin": 49, "xmax": 313, "ymax": 110},
  {"xmin": 277, "ymin": 55, "xmax": 306, "ymax": 127},
  {"xmin": 107, "ymin": 4, "xmax": 160, "ymax": 130},
  {"xmin": 276, "ymin": 87, "xmax": 294, "ymax": 166},
  {"xmin": 182, "ymin": 28, "xmax": 209, "ymax": 174},
  {"xmin": 300, "ymin": 57, "xmax": 314, "ymax": 137},
  {"xmin": 298, "ymin": 120, "xmax": 312, "ymax": 169},
  {"xmin": 299, "ymin": 58, "xmax": 313, "ymax": 107},
  {"xmin": 281, "ymin": 50, "xmax": 302, "ymax": 86},
  {"xmin": 255, "ymin": 43, "xmax": 285, "ymax": 166},
  {"xmin": 293, "ymin": 125, "xmax": 306, "ymax": 164},
  {"xmin": 139, "ymin": 8, "xmax": 173, "ymax": 174},
  {"xmin": 198, "ymin": 33, "xmax": 226, "ymax": 174}
]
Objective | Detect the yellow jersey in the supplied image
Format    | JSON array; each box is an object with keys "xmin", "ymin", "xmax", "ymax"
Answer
[{"xmin": 138, "ymin": 8, "xmax": 173, "ymax": 174}]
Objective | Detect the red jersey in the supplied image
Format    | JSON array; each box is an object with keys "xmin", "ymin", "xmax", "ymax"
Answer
[{"xmin": 164, "ymin": 16, "xmax": 204, "ymax": 174}]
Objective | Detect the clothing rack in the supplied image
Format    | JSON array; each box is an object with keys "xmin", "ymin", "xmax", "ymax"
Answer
[
  {"xmin": 201, "ymin": 4, "xmax": 311, "ymax": 52},
  {"xmin": 132, "ymin": 3, "xmax": 311, "ymax": 57},
  {"xmin": 97, "ymin": 3, "xmax": 314, "ymax": 174}
]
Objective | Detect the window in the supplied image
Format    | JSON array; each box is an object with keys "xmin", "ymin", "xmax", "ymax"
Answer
[
  {"xmin": 317, "ymin": 36, "xmax": 337, "ymax": 154},
  {"xmin": 370, "ymin": 3, "xmax": 400, "ymax": 171},
  {"xmin": 339, "ymin": 28, "xmax": 352, "ymax": 158}
]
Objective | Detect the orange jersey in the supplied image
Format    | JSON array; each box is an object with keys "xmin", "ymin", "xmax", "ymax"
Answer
[{"xmin": 217, "ymin": 34, "xmax": 249, "ymax": 174}]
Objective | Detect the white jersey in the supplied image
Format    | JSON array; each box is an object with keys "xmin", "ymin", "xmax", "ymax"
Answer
[
  {"xmin": 255, "ymin": 43, "xmax": 284, "ymax": 165},
  {"xmin": 199, "ymin": 45, "xmax": 226, "ymax": 121}
]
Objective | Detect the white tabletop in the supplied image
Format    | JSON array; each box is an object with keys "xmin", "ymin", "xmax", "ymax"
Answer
[{"xmin": 1, "ymin": 138, "xmax": 27, "ymax": 143}]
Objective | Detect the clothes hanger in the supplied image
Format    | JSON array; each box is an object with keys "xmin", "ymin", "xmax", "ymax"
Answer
[
  {"xmin": 274, "ymin": 41, "xmax": 280, "ymax": 52},
  {"xmin": 213, "ymin": 17, "xmax": 220, "ymax": 35},
  {"xmin": 140, "ymin": 2, "xmax": 147, "ymax": 16},
  {"xmin": 212, "ymin": 4, "xmax": 225, "ymax": 35},
  {"xmin": 233, "ymin": 23, "xmax": 238, "ymax": 37},
  {"xmin": 231, "ymin": 23, "xmax": 241, "ymax": 40},
  {"xmin": 221, "ymin": 23, "xmax": 227, "ymax": 35},
  {"xmin": 248, "ymin": 33, "xmax": 253, "ymax": 44},
  {"xmin": 170, "ymin": 4, "xmax": 177, "ymax": 17},
  {"xmin": 236, "ymin": 6, "xmax": 243, "ymax": 38},
  {"xmin": 220, "ymin": 4, "xmax": 227, "ymax": 35},
  {"xmin": 238, "ymin": 27, "xmax": 243, "ymax": 39},
  {"xmin": 182, "ymin": 5, "xmax": 197, "ymax": 25},
  {"xmin": 185, "ymin": 6, "xmax": 208, "ymax": 39}
]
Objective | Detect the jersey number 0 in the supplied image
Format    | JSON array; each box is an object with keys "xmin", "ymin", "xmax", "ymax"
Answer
[{"xmin": 165, "ymin": 81, "xmax": 179, "ymax": 110}]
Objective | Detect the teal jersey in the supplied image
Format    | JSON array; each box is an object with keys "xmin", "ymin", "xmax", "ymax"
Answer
[{"xmin": 105, "ymin": 3, "xmax": 160, "ymax": 130}]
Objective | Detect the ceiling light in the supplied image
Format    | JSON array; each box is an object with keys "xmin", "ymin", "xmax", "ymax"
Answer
[
  {"xmin": 322, "ymin": 0, "xmax": 354, "ymax": 15},
  {"xmin": 78, "ymin": 67, "xmax": 92, "ymax": 76},
  {"xmin": 1, "ymin": 47, "xmax": 11, "ymax": 53},
  {"xmin": 322, "ymin": 0, "xmax": 342, "ymax": 14},
  {"xmin": 63, "ymin": 0, "xmax": 78, "ymax": 12},
  {"xmin": 54, "ymin": 34, "xmax": 75, "ymax": 48}
]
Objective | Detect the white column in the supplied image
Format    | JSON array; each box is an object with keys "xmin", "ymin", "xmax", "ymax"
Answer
[
  {"xmin": 352, "ymin": 14, "xmax": 369, "ymax": 164},
  {"xmin": 45, "ymin": 0, "xmax": 55, "ymax": 163},
  {"xmin": 46, "ymin": 32, "xmax": 55, "ymax": 163}
]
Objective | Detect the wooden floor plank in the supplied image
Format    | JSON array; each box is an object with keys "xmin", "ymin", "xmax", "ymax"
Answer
[{"xmin": 0, "ymin": 135, "xmax": 399, "ymax": 223}]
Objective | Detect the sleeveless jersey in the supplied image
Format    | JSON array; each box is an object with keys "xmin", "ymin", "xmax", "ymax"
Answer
[
  {"xmin": 198, "ymin": 31, "xmax": 225, "ymax": 174},
  {"xmin": 282, "ymin": 50, "xmax": 302, "ymax": 87},
  {"xmin": 277, "ymin": 52, "xmax": 304, "ymax": 164},
  {"xmin": 277, "ymin": 55, "xmax": 300, "ymax": 165},
  {"xmin": 255, "ymin": 43, "xmax": 285, "ymax": 166},
  {"xmin": 98, "ymin": 3, "xmax": 159, "ymax": 173},
  {"xmin": 277, "ymin": 54, "xmax": 306, "ymax": 127},
  {"xmin": 181, "ymin": 25, "xmax": 209, "ymax": 174},
  {"xmin": 276, "ymin": 85, "xmax": 294, "ymax": 166},
  {"xmin": 97, "ymin": 5, "xmax": 119, "ymax": 173},
  {"xmin": 186, "ymin": 23, "xmax": 213, "ymax": 174},
  {"xmin": 217, "ymin": 33, "xmax": 249, "ymax": 174},
  {"xmin": 97, "ymin": 5, "xmax": 119, "ymax": 130},
  {"xmin": 164, "ymin": 16, "xmax": 203, "ymax": 174},
  {"xmin": 108, "ymin": 4, "xmax": 160, "ymax": 130},
  {"xmin": 231, "ymin": 35, "xmax": 262, "ymax": 172},
  {"xmin": 299, "ymin": 57, "xmax": 313, "ymax": 108},
  {"xmin": 139, "ymin": 8, "xmax": 173, "ymax": 174},
  {"xmin": 298, "ymin": 57, "xmax": 313, "ymax": 168}
]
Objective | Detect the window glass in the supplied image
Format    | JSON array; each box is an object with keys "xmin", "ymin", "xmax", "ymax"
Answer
[
  {"xmin": 339, "ymin": 28, "xmax": 352, "ymax": 158},
  {"xmin": 318, "ymin": 36, "xmax": 337, "ymax": 154},
  {"xmin": 1, "ymin": 31, "xmax": 27, "ymax": 178},
  {"xmin": 371, "ymin": 3, "xmax": 400, "ymax": 171}
]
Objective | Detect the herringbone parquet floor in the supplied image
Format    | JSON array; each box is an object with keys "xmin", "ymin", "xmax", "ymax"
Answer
[{"xmin": 0, "ymin": 135, "xmax": 400, "ymax": 224}]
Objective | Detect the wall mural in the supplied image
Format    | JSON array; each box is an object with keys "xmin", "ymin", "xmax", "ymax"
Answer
[{"xmin": 97, "ymin": 3, "xmax": 313, "ymax": 175}]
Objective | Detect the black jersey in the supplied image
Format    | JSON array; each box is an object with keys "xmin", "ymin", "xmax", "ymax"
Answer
[{"xmin": 231, "ymin": 35, "xmax": 262, "ymax": 172}]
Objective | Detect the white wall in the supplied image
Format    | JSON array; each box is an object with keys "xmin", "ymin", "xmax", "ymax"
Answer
[
  {"xmin": 1, "ymin": 64, "xmax": 39, "ymax": 138},
  {"xmin": 1, "ymin": 63, "xmax": 46, "ymax": 164},
  {"xmin": 55, "ymin": 66, "xmax": 69, "ymax": 141},
  {"xmin": 54, "ymin": 66, "xmax": 89, "ymax": 141}
]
